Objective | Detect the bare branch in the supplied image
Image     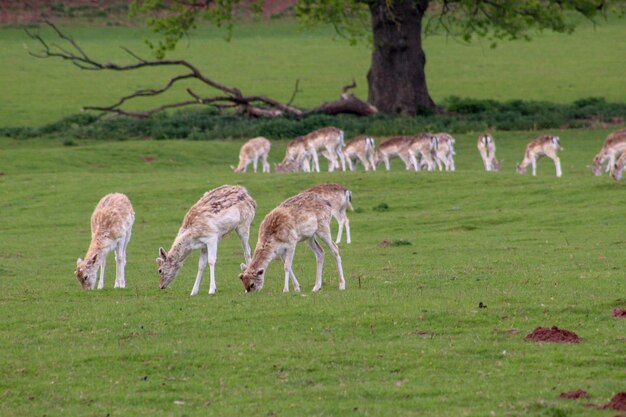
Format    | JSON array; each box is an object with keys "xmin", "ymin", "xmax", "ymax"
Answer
[{"xmin": 26, "ymin": 20, "xmax": 378, "ymax": 119}]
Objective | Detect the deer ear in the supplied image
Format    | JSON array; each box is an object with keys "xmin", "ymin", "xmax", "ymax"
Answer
[
  {"xmin": 240, "ymin": 263, "xmax": 247, "ymax": 272},
  {"xmin": 159, "ymin": 247, "xmax": 167, "ymax": 260},
  {"xmin": 76, "ymin": 257, "xmax": 83, "ymax": 266},
  {"xmin": 86, "ymin": 254, "xmax": 97, "ymax": 266}
]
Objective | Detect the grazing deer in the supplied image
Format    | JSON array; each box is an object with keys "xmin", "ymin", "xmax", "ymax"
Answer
[
  {"xmin": 75, "ymin": 193, "xmax": 134, "ymax": 290},
  {"xmin": 591, "ymin": 128, "xmax": 626, "ymax": 176},
  {"xmin": 157, "ymin": 185, "xmax": 256, "ymax": 295},
  {"xmin": 304, "ymin": 183, "xmax": 354, "ymax": 244},
  {"xmin": 477, "ymin": 134, "xmax": 502, "ymax": 171},
  {"xmin": 434, "ymin": 132, "xmax": 456, "ymax": 171},
  {"xmin": 275, "ymin": 137, "xmax": 312, "ymax": 173},
  {"xmin": 233, "ymin": 137, "xmax": 271, "ymax": 173},
  {"xmin": 516, "ymin": 135, "xmax": 563, "ymax": 177},
  {"xmin": 611, "ymin": 151, "xmax": 626, "ymax": 181},
  {"xmin": 408, "ymin": 133, "xmax": 439, "ymax": 171},
  {"xmin": 239, "ymin": 192, "xmax": 346, "ymax": 293},
  {"xmin": 375, "ymin": 136, "xmax": 414, "ymax": 171},
  {"xmin": 302, "ymin": 126, "xmax": 346, "ymax": 172},
  {"xmin": 344, "ymin": 135, "xmax": 377, "ymax": 171}
]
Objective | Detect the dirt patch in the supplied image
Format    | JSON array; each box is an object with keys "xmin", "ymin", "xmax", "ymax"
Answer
[
  {"xmin": 613, "ymin": 308, "xmax": 626, "ymax": 318},
  {"xmin": 601, "ymin": 392, "xmax": 626, "ymax": 411},
  {"xmin": 524, "ymin": 326, "xmax": 581, "ymax": 343},
  {"xmin": 143, "ymin": 156, "xmax": 156, "ymax": 163},
  {"xmin": 559, "ymin": 389, "xmax": 590, "ymax": 399}
]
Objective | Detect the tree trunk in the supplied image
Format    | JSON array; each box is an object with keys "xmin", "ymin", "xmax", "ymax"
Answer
[{"xmin": 367, "ymin": 0, "xmax": 436, "ymax": 115}]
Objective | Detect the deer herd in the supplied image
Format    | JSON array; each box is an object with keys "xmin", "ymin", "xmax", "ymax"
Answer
[{"xmin": 75, "ymin": 126, "xmax": 626, "ymax": 293}]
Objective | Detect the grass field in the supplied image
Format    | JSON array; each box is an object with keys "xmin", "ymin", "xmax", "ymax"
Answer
[
  {"xmin": 1, "ymin": 128, "xmax": 624, "ymax": 416},
  {"xmin": 1, "ymin": 16, "xmax": 626, "ymax": 127}
]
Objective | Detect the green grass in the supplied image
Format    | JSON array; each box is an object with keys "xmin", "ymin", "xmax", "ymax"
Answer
[
  {"xmin": 1, "ymin": 129, "xmax": 624, "ymax": 416},
  {"xmin": 1, "ymin": 16, "xmax": 626, "ymax": 127}
]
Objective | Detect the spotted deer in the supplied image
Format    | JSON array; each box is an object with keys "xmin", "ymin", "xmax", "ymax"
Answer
[
  {"xmin": 408, "ymin": 133, "xmax": 439, "ymax": 171},
  {"xmin": 516, "ymin": 135, "xmax": 563, "ymax": 177},
  {"xmin": 477, "ymin": 134, "xmax": 501, "ymax": 172},
  {"xmin": 275, "ymin": 137, "xmax": 312, "ymax": 173},
  {"xmin": 302, "ymin": 126, "xmax": 346, "ymax": 172},
  {"xmin": 239, "ymin": 192, "xmax": 346, "ymax": 293},
  {"xmin": 375, "ymin": 136, "xmax": 413, "ymax": 171},
  {"xmin": 591, "ymin": 128, "xmax": 626, "ymax": 176},
  {"xmin": 157, "ymin": 185, "xmax": 256, "ymax": 295},
  {"xmin": 75, "ymin": 193, "xmax": 135, "ymax": 290},
  {"xmin": 611, "ymin": 151, "xmax": 626, "ymax": 181},
  {"xmin": 304, "ymin": 183, "xmax": 354, "ymax": 244},
  {"xmin": 434, "ymin": 132, "xmax": 456, "ymax": 171},
  {"xmin": 344, "ymin": 135, "xmax": 377, "ymax": 171},
  {"xmin": 233, "ymin": 137, "xmax": 271, "ymax": 173}
]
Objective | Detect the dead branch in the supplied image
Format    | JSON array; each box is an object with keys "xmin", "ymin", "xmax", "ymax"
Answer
[
  {"xmin": 25, "ymin": 20, "xmax": 377, "ymax": 119},
  {"xmin": 308, "ymin": 80, "xmax": 378, "ymax": 117}
]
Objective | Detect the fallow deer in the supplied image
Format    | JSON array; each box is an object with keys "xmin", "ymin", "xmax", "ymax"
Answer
[
  {"xmin": 157, "ymin": 185, "xmax": 256, "ymax": 295},
  {"xmin": 233, "ymin": 137, "xmax": 271, "ymax": 173},
  {"xmin": 239, "ymin": 192, "xmax": 346, "ymax": 293},
  {"xmin": 344, "ymin": 135, "xmax": 376, "ymax": 171},
  {"xmin": 408, "ymin": 133, "xmax": 439, "ymax": 171},
  {"xmin": 434, "ymin": 132, "xmax": 456, "ymax": 171},
  {"xmin": 591, "ymin": 128, "xmax": 626, "ymax": 176},
  {"xmin": 301, "ymin": 126, "xmax": 346, "ymax": 172},
  {"xmin": 375, "ymin": 136, "xmax": 413, "ymax": 171},
  {"xmin": 304, "ymin": 183, "xmax": 354, "ymax": 244},
  {"xmin": 75, "ymin": 193, "xmax": 135, "ymax": 290},
  {"xmin": 516, "ymin": 135, "xmax": 563, "ymax": 177},
  {"xmin": 477, "ymin": 134, "xmax": 501, "ymax": 172},
  {"xmin": 611, "ymin": 151, "xmax": 626, "ymax": 181},
  {"xmin": 275, "ymin": 137, "xmax": 312, "ymax": 173}
]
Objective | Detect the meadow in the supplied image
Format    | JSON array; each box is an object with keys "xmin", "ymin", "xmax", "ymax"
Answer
[
  {"xmin": 1, "ymin": 14, "xmax": 625, "ymax": 417},
  {"xmin": 1, "ymin": 128, "xmax": 625, "ymax": 416}
]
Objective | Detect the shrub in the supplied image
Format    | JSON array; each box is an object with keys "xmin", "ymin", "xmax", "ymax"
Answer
[{"xmin": 2, "ymin": 97, "xmax": 624, "ymax": 141}]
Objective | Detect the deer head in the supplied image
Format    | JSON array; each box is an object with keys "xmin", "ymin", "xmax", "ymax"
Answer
[{"xmin": 75, "ymin": 254, "xmax": 98, "ymax": 290}]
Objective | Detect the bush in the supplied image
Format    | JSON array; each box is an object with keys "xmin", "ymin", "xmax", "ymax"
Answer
[{"xmin": 2, "ymin": 97, "xmax": 624, "ymax": 141}]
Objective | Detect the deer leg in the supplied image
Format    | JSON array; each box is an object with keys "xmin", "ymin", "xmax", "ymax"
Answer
[
  {"xmin": 334, "ymin": 212, "xmax": 344, "ymax": 244},
  {"xmin": 325, "ymin": 148, "xmax": 338, "ymax": 172},
  {"xmin": 368, "ymin": 153, "xmax": 377, "ymax": 171},
  {"xmin": 340, "ymin": 208, "xmax": 352, "ymax": 244},
  {"xmin": 307, "ymin": 237, "xmax": 325, "ymax": 292},
  {"xmin": 236, "ymin": 223, "xmax": 252, "ymax": 265},
  {"xmin": 548, "ymin": 154, "xmax": 562, "ymax": 177},
  {"xmin": 190, "ymin": 247, "xmax": 208, "ymax": 296},
  {"xmin": 317, "ymin": 225, "xmax": 346, "ymax": 290},
  {"xmin": 262, "ymin": 153, "xmax": 270, "ymax": 173},
  {"xmin": 311, "ymin": 149, "xmax": 321, "ymax": 172},
  {"xmin": 337, "ymin": 147, "xmax": 346, "ymax": 171},
  {"xmin": 531, "ymin": 157, "xmax": 537, "ymax": 176},
  {"xmin": 206, "ymin": 238, "xmax": 218, "ymax": 294},
  {"xmin": 252, "ymin": 157, "xmax": 258, "ymax": 173},
  {"xmin": 97, "ymin": 255, "xmax": 106, "ymax": 289},
  {"xmin": 114, "ymin": 234, "xmax": 130, "ymax": 289},
  {"xmin": 346, "ymin": 155, "xmax": 355, "ymax": 171},
  {"xmin": 479, "ymin": 148, "xmax": 490, "ymax": 171},
  {"xmin": 281, "ymin": 247, "xmax": 298, "ymax": 293}
]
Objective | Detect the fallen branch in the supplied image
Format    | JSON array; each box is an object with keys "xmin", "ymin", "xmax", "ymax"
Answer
[{"xmin": 26, "ymin": 21, "xmax": 376, "ymax": 119}]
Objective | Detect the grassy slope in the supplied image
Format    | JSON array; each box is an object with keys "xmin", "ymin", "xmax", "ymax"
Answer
[
  {"xmin": 1, "ymin": 130, "xmax": 624, "ymax": 417},
  {"xmin": 1, "ymin": 16, "xmax": 626, "ymax": 127}
]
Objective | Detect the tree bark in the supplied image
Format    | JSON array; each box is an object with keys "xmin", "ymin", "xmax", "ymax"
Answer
[{"xmin": 367, "ymin": 0, "xmax": 436, "ymax": 115}]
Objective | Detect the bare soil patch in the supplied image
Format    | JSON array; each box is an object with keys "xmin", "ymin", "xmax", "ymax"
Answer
[
  {"xmin": 524, "ymin": 326, "xmax": 581, "ymax": 343},
  {"xmin": 602, "ymin": 392, "xmax": 626, "ymax": 411},
  {"xmin": 559, "ymin": 389, "xmax": 590, "ymax": 399}
]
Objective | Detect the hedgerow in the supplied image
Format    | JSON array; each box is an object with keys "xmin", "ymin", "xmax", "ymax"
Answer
[{"xmin": 1, "ymin": 97, "xmax": 624, "ymax": 140}]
